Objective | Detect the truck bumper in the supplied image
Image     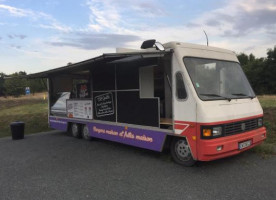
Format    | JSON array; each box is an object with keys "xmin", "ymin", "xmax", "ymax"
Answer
[{"xmin": 197, "ymin": 127, "xmax": 266, "ymax": 161}]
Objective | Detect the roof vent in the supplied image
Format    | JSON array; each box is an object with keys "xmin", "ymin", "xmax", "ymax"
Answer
[{"xmin": 141, "ymin": 39, "xmax": 165, "ymax": 51}]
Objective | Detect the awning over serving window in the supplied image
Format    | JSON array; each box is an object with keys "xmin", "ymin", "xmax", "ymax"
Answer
[
  {"xmin": 24, "ymin": 50, "xmax": 171, "ymax": 79},
  {"xmin": 107, "ymin": 53, "xmax": 167, "ymax": 64}
]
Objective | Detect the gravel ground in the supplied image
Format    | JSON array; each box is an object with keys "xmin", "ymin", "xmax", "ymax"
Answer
[{"xmin": 0, "ymin": 131, "xmax": 275, "ymax": 200}]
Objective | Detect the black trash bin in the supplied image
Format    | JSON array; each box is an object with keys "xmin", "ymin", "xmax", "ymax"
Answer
[{"xmin": 10, "ymin": 122, "xmax": 25, "ymax": 140}]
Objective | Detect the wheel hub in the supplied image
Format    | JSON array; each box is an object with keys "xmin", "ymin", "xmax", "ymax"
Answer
[{"xmin": 175, "ymin": 140, "xmax": 191, "ymax": 161}]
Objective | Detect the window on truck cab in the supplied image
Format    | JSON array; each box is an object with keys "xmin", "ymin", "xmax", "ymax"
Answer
[
  {"xmin": 183, "ymin": 57, "xmax": 255, "ymax": 101},
  {"xmin": 175, "ymin": 72, "xmax": 187, "ymax": 100}
]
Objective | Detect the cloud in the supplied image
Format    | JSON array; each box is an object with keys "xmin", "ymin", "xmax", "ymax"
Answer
[
  {"xmin": 0, "ymin": 4, "xmax": 32, "ymax": 17},
  {"xmin": 205, "ymin": 19, "xmax": 221, "ymax": 27},
  {"xmin": 86, "ymin": 0, "xmax": 166, "ymax": 32},
  {"xmin": 86, "ymin": 0, "xmax": 121, "ymax": 32},
  {"xmin": 244, "ymin": 46, "xmax": 256, "ymax": 51},
  {"xmin": 130, "ymin": 2, "xmax": 166, "ymax": 17},
  {"xmin": 267, "ymin": 28, "xmax": 276, "ymax": 39},
  {"xmin": 17, "ymin": 34, "xmax": 27, "ymax": 39},
  {"xmin": 7, "ymin": 34, "xmax": 27, "ymax": 39},
  {"xmin": 49, "ymin": 32, "xmax": 140, "ymax": 50},
  {"xmin": 0, "ymin": 3, "xmax": 71, "ymax": 32},
  {"xmin": 221, "ymin": 8, "xmax": 276, "ymax": 37},
  {"xmin": 186, "ymin": 23, "xmax": 201, "ymax": 28},
  {"xmin": 10, "ymin": 44, "xmax": 21, "ymax": 49},
  {"xmin": 0, "ymin": 4, "xmax": 51, "ymax": 20},
  {"xmin": 189, "ymin": 0, "xmax": 276, "ymax": 38},
  {"xmin": 39, "ymin": 23, "xmax": 72, "ymax": 32}
]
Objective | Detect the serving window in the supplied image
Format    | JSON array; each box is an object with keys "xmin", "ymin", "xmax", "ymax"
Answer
[
  {"xmin": 49, "ymin": 53, "xmax": 172, "ymax": 129},
  {"xmin": 91, "ymin": 55, "xmax": 172, "ymax": 128},
  {"xmin": 49, "ymin": 72, "xmax": 91, "ymax": 116}
]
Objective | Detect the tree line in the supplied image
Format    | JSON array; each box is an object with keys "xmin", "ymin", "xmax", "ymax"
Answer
[
  {"xmin": 0, "ymin": 45, "xmax": 275, "ymax": 97},
  {"xmin": 0, "ymin": 71, "xmax": 46, "ymax": 97},
  {"xmin": 237, "ymin": 46, "xmax": 276, "ymax": 94}
]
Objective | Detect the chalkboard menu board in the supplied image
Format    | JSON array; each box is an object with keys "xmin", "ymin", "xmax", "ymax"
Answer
[{"xmin": 94, "ymin": 92, "xmax": 114, "ymax": 117}]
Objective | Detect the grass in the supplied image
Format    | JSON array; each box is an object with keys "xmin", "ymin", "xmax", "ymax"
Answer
[
  {"xmin": 0, "ymin": 93, "xmax": 275, "ymax": 155},
  {"xmin": 0, "ymin": 93, "xmax": 51, "ymax": 138},
  {"xmin": 252, "ymin": 95, "xmax": 276, "ymax": 155},
  {"xmin": 258, "ymin": 95, "xmax": 276, "ymax": 108}
]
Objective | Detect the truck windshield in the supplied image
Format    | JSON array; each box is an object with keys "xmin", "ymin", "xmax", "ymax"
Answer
[{"xmin": 183, "ymin": 57, "xmax": 255, "ymax": 101}]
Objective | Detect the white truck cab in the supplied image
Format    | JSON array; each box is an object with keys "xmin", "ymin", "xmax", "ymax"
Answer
[{"xmin": 163, "ymin": 42, "xmax": 265, "ymax": 165}]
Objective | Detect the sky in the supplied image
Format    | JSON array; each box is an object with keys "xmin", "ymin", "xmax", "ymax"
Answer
[{"xmin": 0, "ymin": 0, "xmax": 275, "ymax": 74}]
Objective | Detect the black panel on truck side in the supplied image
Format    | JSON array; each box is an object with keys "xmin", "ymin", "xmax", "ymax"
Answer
[
  {"xmin": 117, "ymin": 91, "xmax": 159, "ymax": 127},
  {"xmin": 92, "ymin": 65, "xmax": 115, "ymax": 91},
  {"xmin": 116, "ymin": 64, "xmax": 140, "ymax": 90}
]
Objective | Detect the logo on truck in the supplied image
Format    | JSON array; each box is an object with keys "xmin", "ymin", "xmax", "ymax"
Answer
[{"xmin": 241, "ymin": 123, "xmax": 246, "ymax": 131}]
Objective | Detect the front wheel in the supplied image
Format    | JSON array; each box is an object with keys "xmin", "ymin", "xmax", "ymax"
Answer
[{"xmin": 170, "ymin": 137, "xmax": 196, "ymax": 167}]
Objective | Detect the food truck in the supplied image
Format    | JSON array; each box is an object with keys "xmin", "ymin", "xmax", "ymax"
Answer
[{"xmin": 29, "ymin": 40, "xmax": 266, "ymax": 166}]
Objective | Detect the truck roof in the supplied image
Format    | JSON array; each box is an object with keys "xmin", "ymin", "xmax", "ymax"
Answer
[
  {"xmin": 163, "ymin": 41, "xmax": 235, "ymax": 55},
  {"xmin": 117, "ymin": 41, "xmax": 235, "ymax": 56}
]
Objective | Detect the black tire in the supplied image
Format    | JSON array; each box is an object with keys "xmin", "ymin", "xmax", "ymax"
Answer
[
  {"xmin": 82, "ymin": 125, "xmax": 91, "ymax": 140},
  {"xmin": 71, "ymin": 123, "xmax": 81, "ymax": 138},
  {"xmin": 170, "ymin": 137, "xmax": 196, "ymax": 167}
]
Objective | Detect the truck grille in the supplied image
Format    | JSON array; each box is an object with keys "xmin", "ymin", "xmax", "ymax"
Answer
[{"xmin": 224, "ymin": 118, "xmax": 258, "ymax": 136}]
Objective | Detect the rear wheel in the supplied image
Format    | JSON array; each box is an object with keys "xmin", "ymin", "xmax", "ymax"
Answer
[
  {"xmin": 82, "ymin": 125, "xmax": 91, "ymax": 140},
  {"xmin": 170, "ymin": 137, "xmax": 196, "ymax": 167},
  {"xmin": 71, "ymin": 123, "xmax": 81, "ymax": 138}
]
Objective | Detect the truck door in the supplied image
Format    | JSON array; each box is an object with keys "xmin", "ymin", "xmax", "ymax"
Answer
[{"xmin": 172, "ymin": 53, "xmax": 198, "ymax": 159}]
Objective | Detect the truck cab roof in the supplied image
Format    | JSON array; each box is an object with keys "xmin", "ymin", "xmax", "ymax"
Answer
[
  {"xmin": 117, "ymin": 41, "xmax": 235, "ymax": 56},
  {"xmin": 163, "ymin": 41, "xmax": 235, "ymax": 55}
]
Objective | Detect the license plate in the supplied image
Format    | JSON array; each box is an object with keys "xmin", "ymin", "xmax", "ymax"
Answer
[{"xmin": 238, "ymin": 140, "xmax": 252, "ymax": 150}]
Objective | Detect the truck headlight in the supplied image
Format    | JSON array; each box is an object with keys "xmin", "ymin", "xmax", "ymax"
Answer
[
  {"xmin": 257, "ymin": 118, "xmax": 263, "ymax": 127},
  {"xmin": 213, "ymin": 126, "xmax": 222, "ymax": 137},
  {"xmin": 202, "ymin": 126, "xmax": 223, "ymax": 139}
]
